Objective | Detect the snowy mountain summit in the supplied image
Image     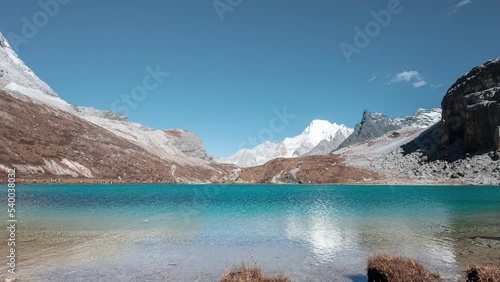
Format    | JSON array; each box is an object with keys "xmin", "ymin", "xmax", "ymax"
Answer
[
  {"xmin": 0, "ymin": 32, "xmax": 58, "ymax": 98},
  {"xmin": 283, "ymin": 120, "xmax": 353, "ymax": 157},
  {"xmin": 395, "ymin": 108, "xmax": 442, "ymax": 128},
  {"xmin": 218, "ymin": 120, "xmax": 354, "ymax": 167}
]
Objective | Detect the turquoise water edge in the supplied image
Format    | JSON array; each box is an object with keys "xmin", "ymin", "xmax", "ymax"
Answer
[{"xmin": 1, "ymin": 184, "xmax": 500, "ymax": 281}]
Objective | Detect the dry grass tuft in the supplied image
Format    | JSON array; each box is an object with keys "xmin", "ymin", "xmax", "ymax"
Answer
[
  {"xmin": 466, "ymin": 265, "xmax": 500, "ymax": 282},
  {"xmin": 367, "ymin": 254, "xmax": 443, "ymax": 282},
  {"xmin": 219, "ymin": 264, "xmax": 290, "ymax": 282}
]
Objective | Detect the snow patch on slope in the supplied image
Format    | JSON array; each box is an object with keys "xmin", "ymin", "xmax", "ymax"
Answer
[
  {"xmin": 11, "ymin": 164, "xmax": 46, "ymax": 175},
  {"xmin": 5, "ymin": 82, "xmax": 76, "ymax": 113},
  {"xmin": 5, "ymin": 159, "xmax": 94, "ymax": 178},
  {"xmin": 44, "ymin": 159, "xmax": 80, "ymax": 177},
  {"xmin": 61, "ymin": 159, "xmax": 94, "ymax": 178},
  {"xmin": 0, "ymin": 164, "xmax": 11, "ymax": 173}
]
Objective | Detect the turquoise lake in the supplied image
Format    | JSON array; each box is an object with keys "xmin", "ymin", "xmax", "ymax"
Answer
[{"xmin": 1, "ymin": 184, "xmax": 500, "ymax": 281}]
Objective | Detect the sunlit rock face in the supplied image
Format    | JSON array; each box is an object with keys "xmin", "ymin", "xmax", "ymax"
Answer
[{"xmin": 441, "ymin": 58, "xmax": 500, "ymax": 153}]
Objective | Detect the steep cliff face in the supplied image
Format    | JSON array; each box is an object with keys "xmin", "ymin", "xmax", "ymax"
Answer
[
  {"xmin": 441, "ymin": 58, "xmax": 500, "ymax": 153},
  {"xmin": 164, "ymin": 129, "xmax": 213, "ymax": 161},
  {"xmin": 74, "ymin": 106, "xmax": 213, "ymax": 161}
]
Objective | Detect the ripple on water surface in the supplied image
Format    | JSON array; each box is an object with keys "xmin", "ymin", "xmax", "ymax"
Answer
[{"xmin": 2, "ymin": 184, "xmax": 500, "ymax": 281}]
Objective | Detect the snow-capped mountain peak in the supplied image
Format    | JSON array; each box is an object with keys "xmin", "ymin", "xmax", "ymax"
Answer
[
  {"xmin": 0, "ymin": 32, "xmax": 58, "ymax": 98},
  {"xmin": 304, "ymin": 120, "xmax": 344, "ymax": 140},
  {"xmin": 218, "ymin": 120, "xmax": 354, "ymax": 167},
  {"xmin": 283, "ymin": 120, "xmax": 352, "ymax": 157},
  {"xmin": 395, "ymin": 108, "xmax": 442, "ymax": 128},
  {"xmin": 0, "ymin": 32, "xmax": 12, "ymax": 49}
]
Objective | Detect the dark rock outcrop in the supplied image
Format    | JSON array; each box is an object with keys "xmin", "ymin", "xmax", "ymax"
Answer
[
  {"xmin": 337, "ymin": 110, "xmax": 401, "ymax": 150},
  {"xmin": 441, "ymin": 58, "xmax": 500, "ymax": 153},
  {"xmin": 495, "ymin": 126, "xmax": 500, "ymax": 151}
]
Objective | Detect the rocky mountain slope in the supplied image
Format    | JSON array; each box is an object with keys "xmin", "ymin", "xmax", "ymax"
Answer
[
  {"xmin": 337, "ymin": 108, "xmax": 442, "ymax": 150},
  {"xmin": 334, "ymin": 123, "xmax": 500, "ymax": 185},
  {"xmin": 238, "ymin": 155, "xmax": 380, "ymax": 184},
  {"xmin": 218, "ymin": 120, "xmax": 353, "ymax": 167},
  {"xmin": 441, "ymin": 58, "xmax": 500, "ymax": 153},
  {"xmin": 334, "ymin": 58, "xmax": 500, "ymax": 185},
  {"xmin": 0, "ymin": 32, "xmax": 233, "ymax": 183},
  {"xmin": 73, "ymin": 106, "xmax": 212, "ymax": 161}
]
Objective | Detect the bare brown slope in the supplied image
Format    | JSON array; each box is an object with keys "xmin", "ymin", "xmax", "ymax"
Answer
[
  {"xmin": 239, "ymin": 155, "xmax": 380, "ymax": 184},
  {"xmin": 0, "ymin": 91, "xmax": 233, "ymax": 183}
]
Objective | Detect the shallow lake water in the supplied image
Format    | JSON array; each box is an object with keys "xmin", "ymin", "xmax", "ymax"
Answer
[{"xmin": 1, "ymin": 184, "xmax": 500, "ymax": 281}]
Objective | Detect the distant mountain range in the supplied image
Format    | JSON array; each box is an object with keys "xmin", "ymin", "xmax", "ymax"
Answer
[
  {"xmin": 217, "ymin": 120, "xmax": 353, "ymax": 167},
  {"xmin": 219, "ymin": 108, "xmax": 442, "ymax": 167}
]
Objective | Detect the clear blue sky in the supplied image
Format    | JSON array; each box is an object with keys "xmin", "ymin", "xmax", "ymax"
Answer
[{"xmin": 1, "ymin": 0, "xmax": 499, "ymax": 157}]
